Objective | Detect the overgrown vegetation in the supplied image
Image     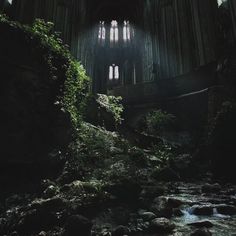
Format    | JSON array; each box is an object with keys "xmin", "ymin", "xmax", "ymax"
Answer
[
  {"xmin": 96, "ymin": 94, "xmax": 124, "ymax": 125},
  {"xmin": 137, "ymin": 109, "xmax": 175, "ymax": 136},
  {"xmin": 0, "ymin": 15, "xmax": 91, "ymax": 128}
]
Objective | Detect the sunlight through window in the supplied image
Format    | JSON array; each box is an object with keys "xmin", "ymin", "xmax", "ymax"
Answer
[
  {"xmin": 109, "ymin": 64, "xmax": 119, "ymax": 80},
  {"xmin": 110, "ymin": 20, "xmax": 118, "ymax": 42},
  {"xmin": 98, "ymin": 21, "xmax": 106, "ymax": 43},
  {"xmin": 123, "ymin": 21, "xmax": 131, "ymax": 41}
]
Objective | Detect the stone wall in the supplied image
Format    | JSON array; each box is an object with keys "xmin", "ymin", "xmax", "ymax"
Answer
[
  {"xmin": 2, "ymin": 0, "xmax": 220, "ymax": 93},
  {"xmin": 0, "ymin": 21, "xmax": 71, "ymax": 163}
]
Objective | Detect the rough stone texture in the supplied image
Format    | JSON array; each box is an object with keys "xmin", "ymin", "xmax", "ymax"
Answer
[
  {"xmin": 216, "ymin": 204, "xmax": 236, "ymax": 215},
  {"xmin": 191, "ymin": 205, "xmax": 214, "ymax": 216},
  {"xmin": 0, "ymin": 21, "xmax": 72, "ymax": 167},
  {"xmin": 190, "ymin": 228, "xmax": 212, "ymax": 236},
  {"xmin": 149, "ymin": 217, "xmax": 175, "ymax": 233},
  {"xmin": 188, "ymin": 220, "xmax": 213, "ymax": 228}
]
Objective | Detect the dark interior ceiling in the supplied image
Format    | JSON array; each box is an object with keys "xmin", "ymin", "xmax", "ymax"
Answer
[{"xmin": 89, "ymin": 0, "xmax": 142, "ymax": 22}]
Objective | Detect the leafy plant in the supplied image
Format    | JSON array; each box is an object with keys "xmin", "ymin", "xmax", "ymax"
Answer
[
  {"xmin": 141, "ymin": 109, "xmax": 175, "ymax": 135},
  {"xmin": 96, "ymin": 94, "xmax": 124, "ymax": 124},
  {"xmin": 0, "ymin": 16, "xmax": 91, "ymax": 129}
]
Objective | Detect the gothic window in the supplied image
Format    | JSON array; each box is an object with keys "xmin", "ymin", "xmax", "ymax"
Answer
[
  {"xmin": 109, "ymin": 64, "xmax": 119, "ymax": 80},
  {"xmin": 110, "ymin": 20, "xmax": 119, "ymax": 42},
  {"xmin": 98, "ymin": 21, "xmax": 106, "ymax": 43},
  {"xmin": 123, "ymin": 21, "xmax": 131, "ymax": 41}
]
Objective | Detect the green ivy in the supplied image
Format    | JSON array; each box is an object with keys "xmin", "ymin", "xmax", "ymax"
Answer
[
  {"xmin": 96, "ymin": 94, "xmax": 124, "ymax": 124},
  {"xmin": 0, "ymin": 15, "xmax": 91, "ymax": 129}
]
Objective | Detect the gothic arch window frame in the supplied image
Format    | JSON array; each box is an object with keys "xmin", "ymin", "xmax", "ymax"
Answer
[
  {"xmin": 98, "ymin": 21, "xmax": 106, "ymax": 45},
  {"xmin": 110, "ymin": 20, "xmax": 119, "ymax": 45},
  {"xmin": 123, "ymin": 20, "xmax": 131, "ymax": 42},
  {"xmin": 109, "ymin": 64, "xmax": 119, "ymax": 80}
]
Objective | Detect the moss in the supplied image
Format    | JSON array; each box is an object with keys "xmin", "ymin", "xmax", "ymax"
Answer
[{"xmin": 0, "ymin": 15, "xmax": 91, "ymax": 129}]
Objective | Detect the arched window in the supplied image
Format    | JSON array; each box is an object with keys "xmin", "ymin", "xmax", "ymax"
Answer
[
  {"xmin": 109, "ymin": 64, "xmax": 119, "ymax": 80},
  {"xmin": 110, "ymin": 20, "xmax": 119, "ymax": 42},
  {"xmin": 98, "ymin": 21, "xmax": 106, "ymax": 44},
  {"xmin": 123, "ymin": 21, "xmax": 131, "ymax": 42}
]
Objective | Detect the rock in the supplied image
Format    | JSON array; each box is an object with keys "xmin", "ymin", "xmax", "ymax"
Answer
[
  {"xmin": 149, "ymin": 218, "xmax": 175, "ymax": 233},
  {"xmin": 173, "ymin": 208, "xmax": 184, "ymax": 217},
  {"xmin": 64, "ymin": 215, "xmax": 92, "ymax": 236},
  {"xmin": 112, "ymin": 225, "xmax": 129, "ymax": 236},
  {"xmin": 202, "ymin": 183, "xmax": 221, "ymax": 193},
  {"xmin": 30, "ymin": 197, "xmax": 66, "ymax": 212},
  {"xmin": 151, "ymin": 197, "xmax": 173, "ymax": 218},
  {"xmin": 167, "ymin": 197, "xmax": 184, "ymax": 208},
  {"xmin": 216, "ymin": 204, "xmax": 236, "ymax": 215},
  {"xmin": 188, "ymin": 220, "xmax": 213, "ymax": 228},
  {"xmin": 139, "ymin": 212, "xmax": 156, "ymax": 221},
  {"xmin": 43, "ymin": 185, "xmax": 59, "ymax": 198},
  {"xmin": 190, "ymin": 228, "xmax": 212, "ymax": 236},
  {"xmin": 191, "ymin": 205, "xmax": 214, "ymax": 216},
  {"xmin": 38, "ymin": 231, "xmax": 47, "ymax": 236}
]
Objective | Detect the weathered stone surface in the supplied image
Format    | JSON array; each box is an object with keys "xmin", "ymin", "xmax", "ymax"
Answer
[
  {"xmin": 149, "ymin": 218, "xmax": 175, "ymax": 233},
  {"xmin": 151, "ymin": 197, "xmax": 173, "ymax": 218},
  {"xmin": 191, "ymin": 205, "xmax": 214, "ymax": 216},
  {"xmin": 216, "ymin": 204, "xmax": 236, "ymax": 215},
  {"xmin": 201, "ymin": 183, "xmax": 221, "ymax": 193},
  {"xmin": 139, "ymin": 211, "xmax": 157, "ymax": 221},
  {"xmin": 190, "ymin": 228, "xmax": 212, "ymax": 236},
  {"xmin": 112, "ymin": 225, "xmax": 129, "ymax": 236},
  {"xmin": 188, "ymin": 220, "xmax": 213, "ymax": 228}
]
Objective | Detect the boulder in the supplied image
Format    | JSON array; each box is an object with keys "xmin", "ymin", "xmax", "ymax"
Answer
[
  {"xmin": 112, "ymin": 225, "xmax": 129, "ymax": 236},
  {"xmin": 216, "ymin": 204, "xmax": 236, "ymax": 215},
  {"xmin": 190, "ymin": 228, "xmax": 212, "ymax": 236},
  {"xmin": 188, "ymin": 220, "xmax": 213, "ymax": 228},
  {"xmin": 149, "ymin": 218, "xmax": 175, "ymax": 233},
  {"xmin": 139, "ymin": 211, "xmax": 157, "ymax": 221},
  {"xmin": 191, "ymin": 205, "xmax": 214, "ymax": 216},
  {"xmin": 201, "ymin": 183, "xmax": 221, "ymax": 193},
  {"xmin": 151, "ymin": 197, "xmax": 173, "ymax": 218}
]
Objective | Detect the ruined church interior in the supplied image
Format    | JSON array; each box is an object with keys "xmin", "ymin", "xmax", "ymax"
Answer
[{"xmin": 1, "ymin": 0, "xmax": 236, "ymax": 235}]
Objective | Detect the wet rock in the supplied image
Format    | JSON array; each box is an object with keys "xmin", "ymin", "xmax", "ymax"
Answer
[
  {"xmin": 149, "ymin": 217, "xmax": 175, "ymax": 233},
  {"xmin": 112, "ymin": 225, "xmax": 129, "ymax": 236},
  {"xmin": 43, "ymin": 185, "xmax": 59, "ymax": 198},
  {"xmin": 151, "ymin": 197, "xmax": 173, "ymax": 218},
  {"xmin": 188, "ymin": 220, "xmax": 213, "ymax": 228},
  {"xmin": 191, "ymin": 205, "xmax": 214, "ymax": 216},
  {"xmin": 167, "ymin": 197, "xmax": 184, "ymax": 208},
  {"xmin": 64, "ymin": 215, "xmax": 92, "ymax": 236},
  {"xmin": 139, "ymin": 211, "xmax": 156, "ymax": 221},
  {"xmin": 202, "ymin": 183, "xmax": 221, "ymax": 193},
  {"xmin": 173, "ymin": 208, "xmax": 184, "ymax": 217},
  {"xmin": 30, "ymin": 197, "xmax": 67, "ymax": 212},
  {"xmin": 190, "ymin": 228, "xmax": 212, "ymax": 236},
  {"xmin": 216, "ymin": 204, "xmax": 236, "ymax": 215}
]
